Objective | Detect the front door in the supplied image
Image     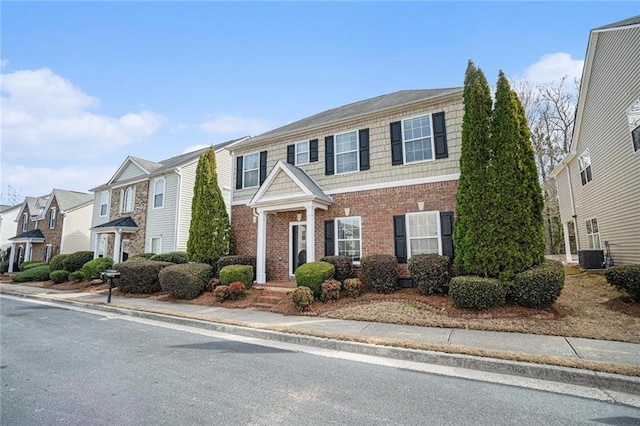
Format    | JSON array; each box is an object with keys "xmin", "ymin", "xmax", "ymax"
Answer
[
  {"xmin": 121, "ymin": 239, "xmax": 130, "ymax": 262},
  {"xmin": 290, "ymin": 222, "xmax": 307, "ymax": 275}
]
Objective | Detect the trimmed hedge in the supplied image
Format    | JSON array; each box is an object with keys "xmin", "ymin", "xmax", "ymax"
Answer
[
  {"xmin": 320, "ymin": 279, "xmax": 341, "ymax": 302},
  {"xmin": 80, "ymin": 257, "xmax": 113, "ymax": 280},
  {"xmin": 291, "ymin": 286, "xmax": 314, "ymax": 311},
  {"xmin": 149, "ymin": 251, "xmax": 189, "ymax": 264},
  {"xmin": 159, "ymin": 262, "xmax": 213, "ymax": 299},
  {"xmin": 127, "ymin": 253, "xmax": 156, "ymax": 261},
  {"xmin": 361, "ymin": 255, "xmax": 398, "ymax": 294},
  {"xmin": 512, "ymin": 260, "xmax": 565, "ymax": 309},
  {"xmin": 343, "ymin": 278, "xmax": 362, "ymax": 298},
  {"xmin": 62, "ymin": 251, "xmax": 94, "ymax": 273},
  {"xmin": 13, "ymin": 265, "xmax": 51, "ymax": 283},
  {"xmin": 408, "ymin": 254, "xmax": 451, "ymax": 296},
  {"xmin": 605, "ymin": 264, "xmax": 640, "ymax": 301},
  {"xmin": 216, "ymin": 255, "xmax": 256, "ymax": 279},
  {"xmin": 219, "ymin": 265, "xmax": 253, "ymax": 288},
  {"xmin": 450, "ymin": 276, "xmax": 507, "ymax": 310},
  {"xmin": 20, "ymin": 261, "xmax": 47, "ymax": 271},
  {"xmin": 114, "ymin": 260, "xmax": 174, "ymax": 294},
  {"xmin": 320, "ymin": 256, "xmax": 353, "ymax": 283},
  {"xmin": 50, "ymin": 269, "xmax": 70, "ymax": 284},
  {"xmin": 294, "ymin": 261, "xmax": 335, "ymax": 297},
  {"xmin": 69, "ymin": 271, "xmax": 85, "ymax": 281},
  {"xmin": 49, "ymin": 254, "xmax": 68, "ymax": 272}
]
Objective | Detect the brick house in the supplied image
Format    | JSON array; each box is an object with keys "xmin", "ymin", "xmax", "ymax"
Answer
[
  {"xmin": 7, "ymin": 189, "xmax": 94, "ymax": 272},
  {"xmin": 230, "ymin": 88, "xmax": 463, "ymax": 284},
  {"xmin": 89, "ymin": 138, "xmax": 245, "ymax": 263}
]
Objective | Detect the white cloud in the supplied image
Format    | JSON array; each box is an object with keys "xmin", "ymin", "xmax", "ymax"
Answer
[
  {"xmin": 182, "ymin": 144, "xmax": 211, "ymax": 154},
  {"xmin": 523, "ymin": 53, "xmax": 584, "ymax": 84},
  {"xmin": 201, "ymin": 113, "xmax": 269, "ymax": 136},
  {"xmin": 1, "ymin": 67, "xmax": 164, "ymax": 161},
  {"xmin": 0, "ymin": 59, "xmax": 8, "ymax": 69}
]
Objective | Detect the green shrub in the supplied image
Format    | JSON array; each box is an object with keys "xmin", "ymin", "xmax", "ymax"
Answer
[
  {"xmin": 149, "ymin": 251, "xmax": 189, "ymax": 264},
  {"xmin": 62, "ymin": 251, "xmax": 95, "ymax": 273},
  {"xmin": 12, "ymin": 265, "xmax": 51, "ymax": 283},
  {"xmin": 228, "ymin": 282, "xmax": 247, "ymax": 300},
  {"xmin": 320, "ymin": 256, "xmax": 353, "ymax": 283},
  {"xmin": 127, "ymin": 253, "xmax": 156, "ymax": 261},
  {"xmin": 216, "ymin": 255, "xmax": 256, "ymax": 279},
  {"xmin": 159, "ymin": 262, "xmax": 213, "ymax": 299},
  {"xmin": 450, "ymin": 276, "xmax": 508, "ymax": 310},
  {"xmin": 291, "ymin": 286, "xmax": 314, "ymax": 311},
  {"xmin": 408, "ymin": 254, "xmax": 451, "ymax": 296},
  {"xmin": 50, "ymin": 270, "xmax": 70, "ymax": 284},
  {"xmin": 114, "ymin": 260, "xmax": 174, "ymax": 294},
  {"xmin": 343, "ymin": 278, "xmax": 362, "ymax": 298},
  {"xmin": 80, "ymin": 257, "xmax": 114, "ymax": 280},
  {"xmin": 605, "ymin": 264, "xmax": 640, "ymax": 301},
  {"xmin": 294, "ymin": 261, "xmax": 335, "ymax": 297},
  {"xmin": 214, "ymin": 285, "xmax": 230, "ymax": 302},
  {"xmin": 20, "ymin": 261, "xmax": 47, "ymax": 271},
  {"xmin": 69, "ymin": 271, "xmax": 85, "ymax": 281},
  {"xmin": 49, "ymin": 254, "xmax": 69, "ymax": 272},
  {"xmin": 219, "ymin": 265, "xmax": 253, "ymax": 288},
  {"xmin": 320, "ymin": 279, "xmax": 341, "ymax": 302},
  {"xmin": 361, "ymin": 255, "xmax": 398, "ymax": 294},
  {"xmin": 0, "ymin": 260, "xmax": 8, "ymax": 273},
  {"xmin": 512, "ymin": 260, "xmax": 565, "ymax": 309}
]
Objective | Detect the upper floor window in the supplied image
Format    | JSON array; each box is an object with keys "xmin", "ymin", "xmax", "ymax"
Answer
[
  {"xmin": 295, "ymin": 141, "xmax": 309, "ymax": 165},
  {"xmin": 49, "ymin": 208, "xmax": 57, "ymax": 229},
  {"xmin": 628, "ymin": 97, "xmax": 640, "ymax": 153},
  {"xmin": 336, "ymin": 216, "xmax": 361, "ymax": 262},
  {"xmin": 22, "ymin": 213, "xmax": 28, "ymax": 232},
  {"xmin": 243, "ymin": 152, "xmax": 260, "ymax": 188},
  {"xmin": 406, "ymin": 211, "xmax": 440, "ymax": 257},
  {"xmin": 335, "ymin": 131, "xmax": 359, "ymax": 174},
  {"xmin": 391, "ymin": 112, "xmax": 447, "ymax": 166},
  {"xmin": 632, "ymin": 125, "xmax": 640, "ymax": 153},
  {"xmin": 586, "ymin": 218, "xmax": 600, "ymax": 249},
  {"xmin": 123, "ymin": 187, "xmax": 134, "ymax": 213},
  {"xmin": 100, "ymin": 191, "xmax": 109, "ymax": 217},
  {"xmin": 578, "ymin": 150, "xmax": 592, "ymax": 185},
  {"xmin": 403, "ymin": 115, "xmax": 433, "ymax": 163},
  {"xmin": 153, "ymin": 178, "xmax": 165, "ymax": 208}
]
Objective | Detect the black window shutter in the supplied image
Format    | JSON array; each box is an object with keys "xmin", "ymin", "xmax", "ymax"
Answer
[
  {"xmin": 393, "ymin": 215, "xmax": 407, "ymax": 263},
  {"xmin": 359, "ymin": 128, "xmax": 370, "ymax": 171},
  {"xmin": 325, "ymin": 136, "xmax": 334, "ymax": 175},
  {"xmin": 259, "ymin": 151, "xmax": 267, "ymax": 185},
  {"xmin": 324, "ymin": 220, "xmax": 335, "ymax": 256},
  {"xmin": 440, "ymin": 211, "xmax": 454, "ymax": 258},
  {"xmin": 433, "ymin": 112, "xmax": 448, "ymax": 159},
  {"xmin": 310, "ymin": 139, "xmax": 318, "ymax": 162},
  {"xmin": 287, "ymin": 145, "xmax": 295, "ymax": 165},
  {"xmin": 390, "ymin": 121, "xmax": 403, "ymax": 165},
  {"xmin": 235, "ymin": 156, "xmax": 243, "ymax": 189}
]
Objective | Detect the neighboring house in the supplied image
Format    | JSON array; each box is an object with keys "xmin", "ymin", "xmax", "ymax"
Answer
[
  {"xmin": 552, "ymin": 15, "xmax": 640, "ymax": 266},
  {"xmin": 7, "ymin": 189, "xmax": 94, "ymax": 272},
  {"xmin": 1, "ymin": 204, "xmax": 22, "ymax": 253},
  {"xmin": 89, "ymin": 138, "xmax": 244, "ymax": 263},
  {"xmin": 230, "ymin": 88, "xmax": 463, "ymax": 283}
]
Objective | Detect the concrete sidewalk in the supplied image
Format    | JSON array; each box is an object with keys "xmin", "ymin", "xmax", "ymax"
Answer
[{"xmin": 2, "ymin": 282, "xmax": 639, "ymax": 397}]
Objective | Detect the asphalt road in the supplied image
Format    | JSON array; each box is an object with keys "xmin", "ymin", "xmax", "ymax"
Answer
[{"xmin": 1, "ymin": 296, "xmax": 639, "ymax": 425}]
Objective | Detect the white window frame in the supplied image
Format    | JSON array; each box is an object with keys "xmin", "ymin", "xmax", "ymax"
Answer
[
  {"xmin": 45, "ymin": 245, "xmax": 53, "ymax": 263},
  {"xmin": 578, "ymin": 150, "xmax": 593, "ymax": 185},
  {"xmin": 122, "ymin": 187, "xmax": 134, "ymax": 213},
  {"xmin": 153, "ymin": 178, "xmax": 165, "ymax": 209},
  {"xmin": 406, "ymin": 211, "xmax": 441, "ymax": 258},
  {"xmin": 628, "ymin": 97, "xmax": 640, "ymax": 153},
  {"xmin": 49, "ymin": 207, "xmax": 57, "ymax": 229},
  {"xmin": 99, "ymin": 191, "xmax": 109, "ymax": 217},
  {"xmin": 631, "ymin": 124, "xmax": 640, "ymax": 154},
  {"xmin": 335, "ymin": 216, "xmax": 362, "ymax": 263},
  {"xmin": 402, "ymin": 114, "xmax": 435, "ymax": 164},
  {"xmin": 334, "ymin": 130, "xmax": 359, "ymax": 175},
  {"xmin": 98, "ymin": 234, "xmax": 108, "ymax": 258},
  {"xmin": 586, "ymin": 217, "xmax": 601, "ymax": 249},
  {"xmin": 150, "ymin": 236, "xmax": 162, "ymax": 254},
  {"xmin": 243, "ymin": 152, "xmax": 260, "ymax": 188},
  {"xmin": 22, "ymin": 213, "xmax": 28, "ymax": 232},
  {"xmin": 295, "ymin": 141, "xmax": 309, "ymax": 165}
]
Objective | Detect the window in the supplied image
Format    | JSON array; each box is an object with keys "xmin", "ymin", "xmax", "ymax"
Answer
[
  {"xmin": 151, "ymin": 237, "xmax": 161, "ymax": 254},
  {"xmin": 100, "ymin": 191, "xmax": 109, "ymax": 217},
  {"xmin": 628, "ymin": 97, "xmax": 640, "ymax": 153},
  {"xmin": 22, "ymin": 213, "xmax": 28, "ymax": 232},
  {"xmin": 632, "ymin": 125, "xmax": 640, "ymax": 153},
  {"xmin": 335, "ymin": 131, "xmax": 358, "ymax": 174},
  {"xmin": 295, "ymin": 141, "xmax": 309, "ymax": 165},
  {"xmin": 578, "ymin": 150, "xmax": 592, "ymax": 185},
  {"xmin": 44, "ymin": 245, "xmax": 52, "ymax": 263},
  {"xmin": 98, "ymin": 235, "xmax": 108, "ymax": 257},
  {"xmin": 49, "ymin": 208, "xmax": 57, "ymax": 229},
  {"xmin": 336, "ymin": 217, "xmax": 361, "ymax": 262},
  {"xmin": 123, "ymin": 187, "xmax": 134, "ymax": 213},
  {"xmin": 403, "ymin": 115, "xmax": 433, "ymax": 163},
  {"xmin": 243, "ymin": 152, "xmax": 259, "ymax": 188},
  {"xmin": 586, "ymin": 218, "xmax": 600, "ymax": 249},
  {"xmin": 153, "ymin": 178, "xmax": 165, "ymax": 208},
  {"xmin": 407, "ymin": 212, "xmax": 440, "ymax": 257}
]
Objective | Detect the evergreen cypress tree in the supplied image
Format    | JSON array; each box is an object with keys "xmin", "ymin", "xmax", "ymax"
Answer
[{"xmin": 187, "ymin": 148, "xmax": 232, "ymax": 266}]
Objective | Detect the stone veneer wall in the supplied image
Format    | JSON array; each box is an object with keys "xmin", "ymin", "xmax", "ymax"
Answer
[
  {"xmin": 31, "ymin": 197, "xmax": 62, "ymax": 261},
  {"xmin": 106, "ymin": 181, "xmax": 149, "ymax": 259}
]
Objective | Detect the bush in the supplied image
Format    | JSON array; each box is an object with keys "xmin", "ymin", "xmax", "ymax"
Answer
[
  {"xmin": 114, "ymin": 260, "xmax": 174, "ymax": 294},
  {"xmin": 228, "ymin": 282, "xmax": 247, "ymax": 300},
  {"xmin": 408, "ymin": 254, "xmax": 451, "ymax": 296},
  {"xmin": 512, "ymin": 260, "xmax": 565, "ymax": 309},
  {"xmin": 294, "ymin": 261, "xmax": 335, "ymax": 297},
  {"xmin": 320, "ymin": 256, "xmax": 353, "ymax": 283},
  {"xmin": 320, "ymin": 279, "xmax": 341, "ymax": 302},
  {"xmin": 80, "ymin": 257, "xmax": 113, "ymax": 280},
  {"xmin": 361, "ymin": 255, "xmax": 398, "ymax": 294},
  {"xmin": 291, "ymin": 286, "xmax": 314, "ymax": 311},
  {"xmin": 149, "ymin": 251, "xmax": 189, "ymax": 264},
  {"xmin": 12, "ymin": 265, "xmax": 51, "ymax": 283},
  {"xmin": 50, "ymin": 270, "xmax": 70, "ymax": 284},
  {"xmin": 20, "ymin": 261, "xmax": 47, "ymax": 271},
  {"xmin": 62, "ymin": 251, "xmax": 95, "ymax": 273},
  {"xmin": 605, "ymin": 264, "xmax": 640, "ymax": 301},
  {"xmin": 214, "ymin": 285, "xmax": 230, "ymax": 302},
  {"xmin": 49, "ymin": 254, "xmax": 69, "ymax": 272},
  {"xmin": 159, "ymin": 262, "xmax": 213, "ymax": 299},
  {"xmin": 216, "ymin": 255, "xmax": 256, "ymax": 279},
  {"xmin": 343, "ymin": 278, "xmax": 362, "ymax": 298},
  {"xmin": 127, "ymin": 253, "xmax": 156, "ymax": 261},
  {"xmin": 0, "ymin": 260, "xmax": 8, "ymax": 273},
  {"xmin": 69, "ymin": 270, "xmax": 85, "ymax": 281},
  {"xmin": 450, "ymin": 276, "xmax": 508, "ymax": 310},
  {"xmin": 219, "ymin": 265, "xmax": 253, "ymax": 288}
]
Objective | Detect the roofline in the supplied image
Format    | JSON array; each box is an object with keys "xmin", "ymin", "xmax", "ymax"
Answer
[{"xmin": 550, "ymin": 151, "xmax": 576, "ymax": 178}]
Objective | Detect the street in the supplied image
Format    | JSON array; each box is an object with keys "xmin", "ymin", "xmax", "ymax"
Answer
[{"xmin": 1, "ymin": 296, "xmax": 639, "ymax": 425}]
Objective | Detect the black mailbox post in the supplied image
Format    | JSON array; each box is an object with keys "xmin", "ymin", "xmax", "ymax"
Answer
[{"xmin": 101, "ymin": 269, "xmax": 121, "ymax": 303}]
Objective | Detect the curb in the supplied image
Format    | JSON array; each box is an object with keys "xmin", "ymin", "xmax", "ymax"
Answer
[{"xmin": 3, "ymin": 289, "xmax": 639, "ymax": 396}]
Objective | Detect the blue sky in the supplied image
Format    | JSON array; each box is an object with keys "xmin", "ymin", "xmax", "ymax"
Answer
[{"xmin": 1, "ymin": 2, "xmax": 638, "ymax": 204}]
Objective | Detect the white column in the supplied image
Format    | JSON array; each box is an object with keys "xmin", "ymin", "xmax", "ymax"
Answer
[
  {"xmin": 8, "ymin": 243, "xmax": 16, "ymax": 273},
  {"xmin": 305, "ymin": 205, "xmax": 315, "ymax": 263},
  {"xmin": 25, "ymin": 242, "xmax": 32, "ymax": 262},
  {"xmin": 93, "ymin": 233, "xmax": 100, "ymax": 259},
  {"xmin": 113, "ymin": 230, "xmax": 122, "ymax": 264},
  {"xmin": 563, "ymin": 222, "xmax": 572, "ymax": 263},
  {"xmin": 256, "ymin": 211, "xmax": 267, "ymax": 284}
]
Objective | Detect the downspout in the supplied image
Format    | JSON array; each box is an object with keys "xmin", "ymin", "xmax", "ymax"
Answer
[
  {"xmin": 565, "ymin": 165, "xmax": 580, "ymax": 251},
  {"xmin": 174, "ymin": 168, "xmax": 181, "ymax": 252}
]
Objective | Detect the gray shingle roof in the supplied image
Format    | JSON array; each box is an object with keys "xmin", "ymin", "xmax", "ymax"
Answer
[
  {"xmin": 594, "ymin": 15, "xmax": 640, "ymax": 30},
  {"xmin": 93, "ymin": 216, "xmax": 138, "ymax": 229},
  {"xmin": 51, "ymin": 189, "xmax": 93, "ymax": 211},
  {"xmin": 10, "ymin": 229, "xmax": 45, "ymax": 240}
]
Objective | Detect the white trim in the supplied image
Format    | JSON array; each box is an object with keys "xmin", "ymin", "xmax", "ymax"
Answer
[
  {"xmin": 174, "ymin": 168, "xmax": 182, "ymax": 252},
  {"xmin": 106, "ymin": 157, "xmax": 152, "ymax": 187},
  {"xmin": 402, "ymin": 113, "xmax": 435, "ymax": 165},
  {"xmin": 48, "ymin": 207, "xmax": 57, "ymax": 229},
  {"xmin": 123, "ymin": 186, "xmax": 135, "ymax": 213},
  {"xmin": 242, "ymin": 151, "xmax": 261, "ymax": 189},
  {"xmin": 405, "ymin": 210, "xmax": 442, "ymax": 258},
  {"xmin": 249, "ymin": 161, "xmax": 315, "ymax": 206},
  {"xmin": 99, "ymin": 190, "xmax": 110, "ymax": 217},
  {"xmin": 59, "ymin": 211, "xmax": 67, "ymax": 253},
  {"xmin": 294, "ymin": 140, "xmax": 310, "ymax": 166},
  {"xmin": 335, "ymin": 216, "xmax": 362, "ymax": 263},
  {"xmin": 288, "ymin": 220, "xmax": 307, "ymax": 276},
  {"xmin": 152, "ymin": 177, "xmax": 165, "ymax": 209},
  {"xmin": 150, "ymin": 236, "xmax": 162, "ymax": 254},
  {"xmin": 334, "ymin": 129, "xmax": 359, "ymax": 175},
  {"xmin": 585, "ymin": 217, "xmax": 601, "ymax": 250},
  {"xmin": 578, "ymin": 149, "xmax": 593, "ymax": 186},
  {"xmin": 592, "ymin": 22, "xmax": 640, "ymax": 34}
]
